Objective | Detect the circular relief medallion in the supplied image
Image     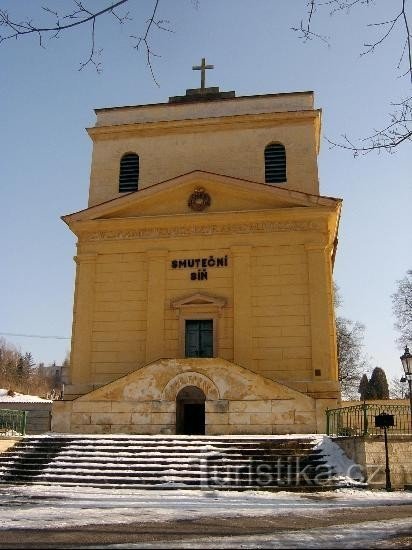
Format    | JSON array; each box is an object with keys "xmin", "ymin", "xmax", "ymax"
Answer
[{"xmin": 188, "ymin": 188, "xmax": 211, "ymax": 212}]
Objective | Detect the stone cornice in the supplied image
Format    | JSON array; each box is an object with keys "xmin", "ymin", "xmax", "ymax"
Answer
[
  {"xmin": 87, "ymin": 109, "xmax": 321, "ymax": 140},
  {"xmin": 75, "ymin": 205, "xmax": 332, "ymax": 227}
]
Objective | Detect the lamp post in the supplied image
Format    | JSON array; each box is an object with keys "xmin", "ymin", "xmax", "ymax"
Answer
[
  {"xmin": 400, "ymin": 345, "xmax": 412, "ymax": 432},
  {"xmin": 375, "ymin": 412, "xmax": 394, "ymax": 491}
]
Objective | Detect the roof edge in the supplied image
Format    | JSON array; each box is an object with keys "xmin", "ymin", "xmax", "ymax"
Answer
[{"xmin": 94, "ymin": 91, "xmax": 315, "ymax": 113}]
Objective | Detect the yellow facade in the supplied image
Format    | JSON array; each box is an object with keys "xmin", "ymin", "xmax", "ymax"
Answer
[{"xmin": 53, "ymin": 86, "xmax": 342, "ymax": 435}]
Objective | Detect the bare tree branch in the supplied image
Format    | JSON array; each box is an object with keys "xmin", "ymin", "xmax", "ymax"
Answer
[
  {"xmin": 78, "ymin": 17, "xmax": 102, "ymax": 72},
  {"xmin": 0, "ymin": 1, "xmax": 131, "ymax": 73},
  {"xmin": 336, "ymin": 316, "xmax": 370, "ymax": 399},
  {"xmin": 131, "ymin": 0, "xmax": 174, "ymax": 87},
  {"xmin": 291, "ymin": 0, "xmax": 331, "ymax": 46},
  {"xmin": 293, "ymin": 0, "xmax": 412, "ymax": 154},
  {"xmin": 326, "ymin": 96, "xmax": 412, "ymax": 155},
  {"xmin": 1, "ymin": 0, "xmax": 411, "ymax": 151},
  {"xmin": 392, "ymin": 269, "xmax": 412, "ymax": 348},
  {"xmin": 0, "ymin": 1, "xmax": 129, "ymax": 40},
  {"xmin": 402, "ymin": 0, "xmax": 412, "ymax": 84},
  {"xmin": 0, "ymin": 0, "xmax": 168, "ymax": 82}
]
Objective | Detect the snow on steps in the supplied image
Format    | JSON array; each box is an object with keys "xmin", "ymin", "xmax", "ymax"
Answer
[{"xmin": 0, "ymin": 434, "xmax": 363, "ymax": 491}]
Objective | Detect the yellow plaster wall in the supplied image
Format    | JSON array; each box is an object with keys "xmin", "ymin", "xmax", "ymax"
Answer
[
  {"xmin": 250, "ymin": 243, "xmax": 310, "ymax": 382},
  {"xmin": 88, "ymin": 118, "xmax": 319, "ymax": 206},
  {"xmin": 66, "ymin": 207, "xmax": 339, "ymax": 402},
  {"xmin": 92, "ymin": 252, "xmax": 147, "ymax": 384},
  {"xmin": 62, "ymin": 92, "xmax": 340, "ymax": 435},
  {"xmin": 69, "ymin": 251, "xmax": 148, "ymax": 390},
  {"xmin": 164, "ymin": 246, "xmax": 233, "ymax": 361}
]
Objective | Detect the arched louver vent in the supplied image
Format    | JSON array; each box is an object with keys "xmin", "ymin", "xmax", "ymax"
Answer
[
  {"xmin": 119, "ymin": 153, "xmax": 139, "ymax": 192},
  {"xmin": 265, "ymin": 143, "xmax": 286, "ymax": 184}
]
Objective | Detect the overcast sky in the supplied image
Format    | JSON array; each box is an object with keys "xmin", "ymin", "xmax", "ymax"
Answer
[{"xmin": 1, "ymin": 0, "xmax": 410, "ymax": 382}]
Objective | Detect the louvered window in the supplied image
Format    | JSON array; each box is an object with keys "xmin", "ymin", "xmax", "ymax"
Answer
[
  {"xmin": 265, "ymin": 143, "xmax": 286, "ymax": 184},
  {"xmin": 119, "ymin": 153, "xmax": 139, "ymax": 192}
]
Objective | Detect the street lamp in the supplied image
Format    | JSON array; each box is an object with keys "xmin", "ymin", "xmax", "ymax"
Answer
[
  {"xmin": 400, "ymin": 345, "xmax": 412, "ymax": 431},
  {"xmin": 375, "ymin": 412, "xmax": 394, "ymax": 491}
]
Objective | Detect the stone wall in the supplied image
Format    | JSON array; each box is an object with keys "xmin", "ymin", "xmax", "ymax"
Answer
[
  {"xmin": 54, "ymin": 398, "xmax": 321, "ymax": 436},
  {"xmin": 53, "ymin": 358, "xmax": 336, "ymax": 435},
  {"xmin": 334, "ymin": 436, "xmax": 412, "ymax": 489}
]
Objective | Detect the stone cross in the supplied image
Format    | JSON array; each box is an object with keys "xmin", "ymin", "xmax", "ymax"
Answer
[{"xmin": 192, "ymin": 58, "xmax": 214, "ymax": 90}]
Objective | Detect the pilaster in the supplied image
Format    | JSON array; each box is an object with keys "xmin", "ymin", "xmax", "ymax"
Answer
[
  {"xmin": 305, "ymin": 243, "xmax": 338, "ymax": 382},
  {"xmin": 232, "ymin": 245, "xmax": 252, "ymax": 369},
  {"xmin": 70, "ymin": 253, "xmax": 97, "ymax": 387},
  {"xmin": 145, "ymin": 249, "xmax": 168, "ymax": 363}
]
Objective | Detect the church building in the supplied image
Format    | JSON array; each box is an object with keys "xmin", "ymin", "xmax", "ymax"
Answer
[{"xmin": 52, "ymin": 62, "xmax": 342, "ymax": 436}]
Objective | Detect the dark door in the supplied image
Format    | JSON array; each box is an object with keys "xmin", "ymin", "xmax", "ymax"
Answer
[
  {"xmin": 185, "ymin": 320, "xmax": 213, "ymax": 358},
  {"xmin": 183, "ymin": 404, "xmax": 205, "ymax": 435},
  {"xmin": 176, "ymin": 386, "xmax": 206, "ymax": 435}
]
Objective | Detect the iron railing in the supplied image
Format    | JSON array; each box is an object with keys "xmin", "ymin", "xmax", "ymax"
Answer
[
  {"xmin": 326, "ymin": 403, "xmax": 411, "ymax": 437},
  {"xmin": 0, "ymin": 409, "xmax": 27, "ymax": 436}
]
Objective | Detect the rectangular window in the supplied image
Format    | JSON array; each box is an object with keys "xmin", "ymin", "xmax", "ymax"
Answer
[{"xmin": 185, "ymin": 320, "xmax": 213, "ymax": 358}]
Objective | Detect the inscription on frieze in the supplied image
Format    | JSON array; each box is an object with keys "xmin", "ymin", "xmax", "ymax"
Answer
[{"xmin": 83, "ymin": 221, "xmax": 319, "ymax": 242}]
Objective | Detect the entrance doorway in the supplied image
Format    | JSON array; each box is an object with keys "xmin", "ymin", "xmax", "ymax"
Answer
[
  {"xmin": 176, "ymin": 386, "xmax": 206, "ymax": 435},
  {"xmin": 185, "ymin": 319, "xmax": 213, "ymax": 357}
]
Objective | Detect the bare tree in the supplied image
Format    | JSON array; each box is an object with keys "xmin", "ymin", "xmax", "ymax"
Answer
[
  {"xmin": 336, "ymin": 316, "xmax": 370, "ymax": 399},
  {"xmin": 293, "ymin": 0, "xmax": 412, "ymax": 154},
  {"xmin": 392, "ymin": 268, "xmax": 412, "ymax": 347},
  {"xmin": 390, "ymin": 376, "xmax": 410, "ymax": 398},
  {"xmin": 1, "ymin": 1, "xmax": 411, "ymax": 152},
  {"xmin": 333, "ymin": 283, "xmax": 371, "ymax": 399},
  {"xmin": 0, "ymin": 338, "xmax": 57, "ymax": 398},
  {"xmin": 0, "ymin": 0, "xmax": 172, "ymax": 83}
]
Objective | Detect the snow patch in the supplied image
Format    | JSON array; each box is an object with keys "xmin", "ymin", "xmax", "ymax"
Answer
[
  {"xmin": 0, "ymin": 485, "xmax": 411, "ymax": 532},
  {"xmin": 315, "ymin": 436, "xmax": 365, "ymax": 486},
  {"xmin": 0, "ymin": 388, "xmax": 52, "ymax": 403}
]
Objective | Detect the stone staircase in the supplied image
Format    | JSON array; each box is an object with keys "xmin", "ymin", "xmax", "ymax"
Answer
[{"xmin": 0, "ymin": 435, "xmax": 345, "ymax": 490}]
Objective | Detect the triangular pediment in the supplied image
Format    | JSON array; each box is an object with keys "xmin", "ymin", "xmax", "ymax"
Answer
[
  {"xmin": 171, "ymin": 292, "xmax": 226, "ymax": 309},
  {"xmin": 63, "ymin": 171, "xmax": 340, "ymax": 224}
]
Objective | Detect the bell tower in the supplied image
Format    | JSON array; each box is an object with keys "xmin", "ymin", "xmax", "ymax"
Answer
[{"xmin": 54, "ymin": 64, "xmax": 341, "ymax": 436}]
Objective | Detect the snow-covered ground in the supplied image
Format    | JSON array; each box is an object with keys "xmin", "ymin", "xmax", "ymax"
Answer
[
  {"xmin": 0, "ymin": 388, "xmax": 52, "ymax": 403},
  {"xmin": 0, "ymin": 434, "xmax": 410, "ymax": 546},
  {"xmin": 1, "ymin": 484, "xmax": 412, "ymax": 548},
  {"xmin": 108, "ymin": 518, "xmax": 412, "ymax": 549},
  {"xmin": 1, "ymin": 484, "xmax": 412, "ymax": 530}
]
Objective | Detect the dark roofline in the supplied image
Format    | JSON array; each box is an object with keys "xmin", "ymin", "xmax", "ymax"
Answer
[{"xmin": 94, "ymin": 90, "xmax": 314, "ymax": 114}]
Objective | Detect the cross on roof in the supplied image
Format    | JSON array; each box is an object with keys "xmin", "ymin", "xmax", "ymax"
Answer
[{"xmin": 192, "ymin": 58, "xmax": 214, "ymax": 90}]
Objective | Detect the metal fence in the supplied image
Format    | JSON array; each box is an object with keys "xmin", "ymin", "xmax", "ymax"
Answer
[
  {"xmin": 0, "ymin": 409, "xmax": 27, "ymax": 436},
  {"xmin": 326, "ymin": 403, "xmax": 411, "ymax": 437}
]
